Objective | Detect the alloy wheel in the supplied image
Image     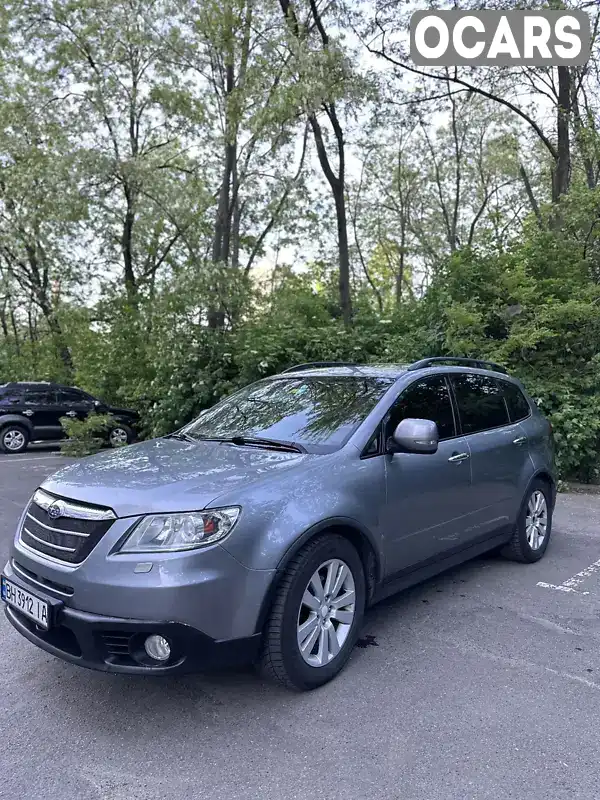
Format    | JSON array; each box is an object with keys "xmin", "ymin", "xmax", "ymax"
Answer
[
  {"xmin": 3, "ymin": 429, "xmax": 25, "ymax": 452},
  {"xmin": 526, "ymin": 490, "xmax": 547, "ymax": 550},
  {"xmin": 109, "ymin": 428, "xmax": 128, "ymax": 447},
  {"xmin": 296, "ymin": 558, "xmax": 356, "ymax": 667}
]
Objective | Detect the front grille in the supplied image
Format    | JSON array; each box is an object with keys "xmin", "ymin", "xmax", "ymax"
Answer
[{"xmin": 19, "ymin": 489, "xmax": 116, "ymax": 565}]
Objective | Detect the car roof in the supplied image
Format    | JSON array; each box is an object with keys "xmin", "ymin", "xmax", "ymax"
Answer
[
  {"xmin": 1, "ymin": 382, "xmax": 90, "ymax": 392},
  {"xmin": 277, "ymin": 364, "xmax": 408, "ymax": 379},
  {"xmin": 277, "ymin": 362, "xmax": 514, "ymax": 381},
  {"xmin": 1, "ymin": 381, "xmax": 54, "ymax": 389}
]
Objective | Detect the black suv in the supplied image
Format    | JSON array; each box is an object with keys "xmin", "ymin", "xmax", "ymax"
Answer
[{"xmin": 0, "ymin": 382, "xmax": 139, "ymax": 454}]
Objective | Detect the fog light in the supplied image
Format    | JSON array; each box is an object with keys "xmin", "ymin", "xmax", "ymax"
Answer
[{"xmin": 144, "ymin": 634, "xmax": 171, "ymax": 662}]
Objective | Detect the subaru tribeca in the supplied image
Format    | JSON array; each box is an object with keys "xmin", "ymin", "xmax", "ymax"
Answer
[{"xmin": 1, "ymin": 358, "xmax": 555, "ymax": 690}]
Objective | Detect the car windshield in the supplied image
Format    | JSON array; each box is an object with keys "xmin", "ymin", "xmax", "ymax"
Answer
[{"xmin": 181, "ymin": 376, "xmax": 394, "ymax": 454}]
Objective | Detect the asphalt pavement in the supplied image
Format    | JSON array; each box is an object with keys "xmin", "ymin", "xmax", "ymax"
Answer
[{"xmin": 1, "ymin": 450, "xmax": 600, "ymax": 800}]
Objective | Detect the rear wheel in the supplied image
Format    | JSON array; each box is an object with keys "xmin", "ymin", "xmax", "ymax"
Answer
[
  {"xmin": 259, "ymin": 535, "xmax": 365, "ymax": 691},
  {"xmin": 501, "ymin": 479, "xmax": 552, "ymax": 563},
  {"xmin": 0, "ymin": 424, "xmax": 29, "ymax": 454}
]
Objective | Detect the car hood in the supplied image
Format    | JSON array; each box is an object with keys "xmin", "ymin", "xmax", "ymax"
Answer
[{"xmin": 41, "ymin": 438, "xmax": 313, "ymax": 517}]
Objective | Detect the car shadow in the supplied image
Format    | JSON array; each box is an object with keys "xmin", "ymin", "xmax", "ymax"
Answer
[{"xmin": 27, "ymin": 552, "xmax": 512, "ymax": 733}]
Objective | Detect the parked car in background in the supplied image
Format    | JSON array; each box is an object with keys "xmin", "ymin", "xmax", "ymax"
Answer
[
  {"xmin": 0, "ymin": 382, "xmax": 139, "ymax": 454},
  {"xmin": 1, "ymin": 358, "xmax": 555, "ymax": 690}
]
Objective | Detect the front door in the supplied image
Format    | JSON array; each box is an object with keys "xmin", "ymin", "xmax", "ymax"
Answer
[
  {"xmin": 381, "ymin": 375, "xmax": 476, "ymax": 577},
  {"xmin": 56, "ymin": 388, "xmax": 95, "ymax": 422}
]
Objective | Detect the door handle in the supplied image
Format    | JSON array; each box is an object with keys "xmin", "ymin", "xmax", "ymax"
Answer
[
  {"xmin": 448, "ymin": 452, "xmax": 470, "ymax": 463},
  {"xmin": 513, "ymin": 436, "xmax": 527, "ymax": 446},
  {"xmin": 66, "ymin": 411, "xmax": 78, "ymax": 418}
]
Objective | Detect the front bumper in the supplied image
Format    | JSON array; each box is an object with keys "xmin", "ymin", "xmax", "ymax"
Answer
[
  {"xmin": 3, "ymin": 570, "xmax": 261, "ymax": 675},
  {"xmin": 4, "ymin": 521, "xmax": 275, "ymax": 673}
]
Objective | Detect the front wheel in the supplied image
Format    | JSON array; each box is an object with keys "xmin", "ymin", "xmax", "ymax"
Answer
[
  {"xmin": 108, "ymin": 424, "xmax": 134, "ymax": 448},
  {"xmin": 501, "ymin": 479, "xmax": 553, "ymax": 563},
  {"xmin": 259, "ymin": 535, "xmax": 365, "ymax": 691}
]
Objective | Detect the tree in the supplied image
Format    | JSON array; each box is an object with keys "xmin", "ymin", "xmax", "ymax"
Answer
[{"xmin": 279, "ymin": 0, "xmax": 363, "ymax": 326}]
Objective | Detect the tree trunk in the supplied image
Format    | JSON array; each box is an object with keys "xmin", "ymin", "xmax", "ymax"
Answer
[
  {"xmin": 519, "ymin": 164, "xmax": 543, "ymax": 227},
  {"xmin": 122, "ymin": 185, "xmax": 137, "ymax": 304},
  {"xmin": 553, "ymin": 66, "xmax": 572, "ymax": 202},
  {"xmin": 396, "ymin": 227, "xmax": 406, "ymax": 307},
  {"xmin": 10, "ymin": 306, "xmax": 20, "ymax": 356},
  {"xmin": 333, "ymin": 188, "xmax": 352, "ymax": 327},
  {"xmin": 280, "ymin": 0, "xmax": 353, "ymax": 326},
  {"xmin": 39, "ymin": 299, "xmax": 74, "ymax": 377},
  {"xmin": 209, "ymin": 57, "xmax": 236, "ymax": 330},
  {"xmin": 0, "ymin": 299, "xmax": 8, "ymax": 339}
]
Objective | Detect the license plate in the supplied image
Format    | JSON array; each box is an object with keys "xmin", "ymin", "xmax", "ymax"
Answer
[{"xmin": 1, "ymin": 576, "xmax": 50, "ymax": 630}]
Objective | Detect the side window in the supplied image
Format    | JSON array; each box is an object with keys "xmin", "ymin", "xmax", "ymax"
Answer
[
  {"xmin": 362, "ymin": 431, "xmax": 380, "ymax": 457},
  {"xmin": 23, "ymin": 390, "xmax": 57, "ymax": 406},
  {"xmin": 450, "ymin": 373, "xmax": 509, "ymax": 434},
  {"xmin": 385, "ymin": 376, "xmax": 456, "ymax": 441},
  {"xmin": 502, "ymin": 381, "xmax": 531, "ymax": 422},
  {"xmin": 59, "ymin": 389, "xmax": 90, "ymax": 404}
]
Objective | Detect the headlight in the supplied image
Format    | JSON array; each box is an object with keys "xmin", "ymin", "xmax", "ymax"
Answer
[{"xmin": 118, "ymin": 507, "xmax": 240, "ymax": 553}]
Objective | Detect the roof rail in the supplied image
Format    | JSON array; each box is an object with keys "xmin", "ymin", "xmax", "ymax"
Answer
[
  {"xmin": 282, "ymin": 361, "xmax": 358, "ymax": 373},
  {"xmin": 407, "ymin": 357, "xmax": 508, "ymax": 374}
]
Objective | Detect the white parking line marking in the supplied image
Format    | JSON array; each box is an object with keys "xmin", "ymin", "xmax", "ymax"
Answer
[
  {"xmin": 0, "ymin": 455, "xmax": 61, "ymax": 464},
  {"xmin": 537, "ymin": 556, "xmax": 600, "ymax": 595},
  {"xmin": 536, "ymin": 581, "xmax": 587, "ymax": 595}
]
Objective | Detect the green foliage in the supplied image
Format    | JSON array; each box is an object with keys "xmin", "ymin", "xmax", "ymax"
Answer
[
  {"xmin": 59, "ymin": 414, "xmax": 113, "ymax": 457},
  {"xmin": 1, "ymin": 0, "xmax": 600, "ymax": 484}
]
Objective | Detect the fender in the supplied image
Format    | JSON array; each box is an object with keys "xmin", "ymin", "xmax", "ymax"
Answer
[
  {"xmin": 0, "ymin": 413, "xmax": 33, "ymax": 435},
  {"xmin": 525, "ymin": 468, "xmax": 557, "ymax": 511},
  {"xmin": 254, "ymin": 515, "xmax": 382, "ymax": 634},
  {"xmin": 276, "ymin": 515, "xmax": 382, "ymax": 575}
]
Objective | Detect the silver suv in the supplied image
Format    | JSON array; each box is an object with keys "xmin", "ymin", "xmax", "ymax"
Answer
[{"xmin": 2, "ymin": 358, "xmax": 555, "ymax": 690}]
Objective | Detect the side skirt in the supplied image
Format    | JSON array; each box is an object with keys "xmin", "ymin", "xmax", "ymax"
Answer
[{"xmin": 372, "ymin": 530, "xmax": 511, "ymax": 605}]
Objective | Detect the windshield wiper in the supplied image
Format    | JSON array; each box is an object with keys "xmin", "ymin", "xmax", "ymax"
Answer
[
  {"xmin": 165, "ymin": 432, "xmax": 306, "ymax": 453},
  {"xmin": 226, "ymin": 435, "xmax": 306, "ymax": 453},
  {"xmin": 164, "ymin": 431, "xmax": 199, "ymax": 444}
]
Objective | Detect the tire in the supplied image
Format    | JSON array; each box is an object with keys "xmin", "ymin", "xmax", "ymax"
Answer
[
  {"xmin": 0, "ymin": 424, "xmax": 30, "ymax": 454},
  {"xmin": 258, "ymin": 534, "xmax": 366, "ymax": 691},
  {"xmin": 108, "ymin": 423, "xmax": 134, "ymax": 448},
  {"xmin": 501, "ymin": 479, "xmax": 553, "ymax": 563}
]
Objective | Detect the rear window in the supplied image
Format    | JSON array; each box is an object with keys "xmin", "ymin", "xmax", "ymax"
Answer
[
  {"xmin": 451, "ymin": 373, "xmax": 509, "ymax": 434},
  {"xmin": 0, "ymin": 387, "xmax": 23, "ymax": 405},
  {"xmin": 501, "ymin": 381, "xmax": 531, "ymax": 422}
]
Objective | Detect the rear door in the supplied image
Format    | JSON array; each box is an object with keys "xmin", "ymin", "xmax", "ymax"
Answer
[
  {"xmin": 449, "ymin": 372, "xmax": 531, "ymax": 540},
  {"xmin": 21, "ymin": 388, "xmax": 63, "ymax": 440},
  {"xmin": 381, "ymin": 374, "xmax": 475, "ymax": 576}
]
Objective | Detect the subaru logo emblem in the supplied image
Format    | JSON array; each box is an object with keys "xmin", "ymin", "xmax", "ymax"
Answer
[{"xmin": 48, "ymin": 502, "xmax": 64, "ymax": 520}]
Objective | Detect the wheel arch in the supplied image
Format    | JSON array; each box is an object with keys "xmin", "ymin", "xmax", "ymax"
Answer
[
  {"xmin": 528, "ymin": 469, "xmax": 557, "ymax": 509},
  {"xmin": 0, "ymin": 415, "xmax": 33, "ymax": 436},
  {"xmin": 255, "ymin": 517, "xmax": 382, "ymax": 634}
]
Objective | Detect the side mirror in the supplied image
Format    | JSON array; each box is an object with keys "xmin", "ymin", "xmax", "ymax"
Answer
[
  {"xmin": 389, "ymin": 418, "xmax": 439, "ymax": 455},
  {"xmin": 94, "ymin": 400, "xmax": 102, "ymax": 408}
]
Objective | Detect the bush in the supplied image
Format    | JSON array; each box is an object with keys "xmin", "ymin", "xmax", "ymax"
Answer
[{"xmin": 59, "ymin": 414, "xmax": 114, "ymax": 457}]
